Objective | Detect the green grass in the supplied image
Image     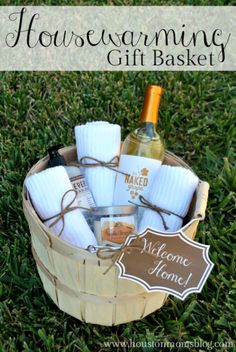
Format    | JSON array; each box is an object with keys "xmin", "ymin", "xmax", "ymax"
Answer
[
  {"xmin": 0, "ymin": 1, "xmax": 236, "ymax": 351},
  {"xmin": 1, "ymin": 71, "xmax": 235, "ymax": 351}
]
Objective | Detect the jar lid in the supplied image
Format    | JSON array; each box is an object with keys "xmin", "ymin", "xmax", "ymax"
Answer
[{"xmin": 93, "ymin": 205, "xmax": 137, "ymax": 216}]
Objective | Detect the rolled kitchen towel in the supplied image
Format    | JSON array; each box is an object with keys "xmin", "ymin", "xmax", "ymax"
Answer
[
  {"xmin": 25, "ymin": 166, "xmax": 97, "ymax": 248},
  {"xmin": 139, "ymin": 165, "xmax": 199, "ymax": 233},
  {"xmin": 75, "ymin": 121, "xmax": 121, "ymax": 206}
]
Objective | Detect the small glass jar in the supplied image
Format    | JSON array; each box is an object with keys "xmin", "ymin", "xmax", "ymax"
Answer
[{"xmin": 93, "ymin": 205, "xmax": 138, "ymax": 245}]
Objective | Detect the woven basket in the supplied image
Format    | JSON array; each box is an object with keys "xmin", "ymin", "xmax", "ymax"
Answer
[{"xmin": 23, "ymin": 146, "xmax": 209, "ymax": 326}]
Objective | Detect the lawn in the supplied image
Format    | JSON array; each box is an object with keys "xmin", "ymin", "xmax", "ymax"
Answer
[
  {"xmin": 0, "ymin": 1, "xmax": 236, "ymax": 352},
  {"xmin": 1, "ymin": 69, "xmax": 235, "ymax": 351}
]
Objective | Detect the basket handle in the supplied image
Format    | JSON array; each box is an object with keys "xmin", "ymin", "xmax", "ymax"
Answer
[{"xmin": 193, "ymin": 181, "xmax": 210, "ymax": 220}]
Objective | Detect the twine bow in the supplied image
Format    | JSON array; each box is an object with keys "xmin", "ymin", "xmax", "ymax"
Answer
[
  {"xmin": 44, "ymin": 189, "xmax": 91, "ymax": 237},
  {"xmin": 78, "ymin": 156, "xmax": 129, "ymax": 177},
  {"xmin": 96, "ymin": 241, "xmax": 143, "ymax": 275},
  {"xmin": 129, "ymin": 195, "xmax": 184, "ymax": 231}
]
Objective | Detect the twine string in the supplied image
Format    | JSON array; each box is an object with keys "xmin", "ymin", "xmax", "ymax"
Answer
[
  {"xmin": 96, "ymin": 241, "xmax": 143, "ymax": 275},
  {"xmin": 129, "ymin": 195, "xmax": 184, "ymax": 231},
  {"xmin": 44, "ymin": 189, "xmax": 91, "ymax": 237},
  {"xmin": 78, "ymin": 156, "xmax": 129, "ymax": 177}
]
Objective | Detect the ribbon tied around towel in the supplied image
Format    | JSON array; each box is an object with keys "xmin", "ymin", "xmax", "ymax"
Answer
[
  {"xmin": 78, "ymin": 156, "xmax": 129, "ymax": 177},
  {"xmin": 129, "ymin": 195, "xmax": 184, "ymax": 231},
  {"xmin": 44, "ymin": 189, "xmax": 92, "ymax": 237}
]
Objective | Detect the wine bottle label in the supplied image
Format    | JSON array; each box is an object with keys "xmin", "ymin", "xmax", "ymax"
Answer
[
  {"xmin": 113, "ymin": 155, "xmax": 162, "ymax": 205},
  {"xmin": 70, "ymin": 174, "xmax": 96, "ymax": 210}
]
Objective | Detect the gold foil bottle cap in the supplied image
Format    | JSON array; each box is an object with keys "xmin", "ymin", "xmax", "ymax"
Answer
[{"xmin": 140, "ymin": 85, "xmax": 163, "ymax": 123}]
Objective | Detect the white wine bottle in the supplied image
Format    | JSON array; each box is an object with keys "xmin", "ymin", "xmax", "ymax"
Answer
[{"xmin": 113, "ymin": 85, "xmax": 165, "ymax": 205}]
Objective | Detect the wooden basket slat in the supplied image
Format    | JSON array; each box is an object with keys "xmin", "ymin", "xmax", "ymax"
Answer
[
  {"xmin": 85, "ymin": 301, "xmax": 114, "ymax": 326},
  {"xmin": 57, "ymin": 288, "xmax": 83, "ymax": 321},
  {"xmin": 142, "ymin": 291, "xmax": 168, "ymax": 318},
  {"xmin": 83, "ymin": 262, "xmax": 117, "ymax": 297},
  {"xmin": 51, "ymin": 249, "xmax": 82, "ymax": 292},
  {"xmin": 114, "ymin": 295, "xmax": 147, "ymax": 325},
  {"xmin": 36, "ymin": 266, "xmax": 59, "ymax": 306}
]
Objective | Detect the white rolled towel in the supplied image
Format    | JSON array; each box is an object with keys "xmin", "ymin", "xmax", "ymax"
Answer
[
  {"xmin": 25, "ymin": 166, "xmax": 97, "ymax": 248},
  {"xmin": 139, "ymin": 165, "xmax": 199, "ymax": 233},
  {"xmin": 75, "ymin": 121, "xmax": 121, "ymax": 206}
]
